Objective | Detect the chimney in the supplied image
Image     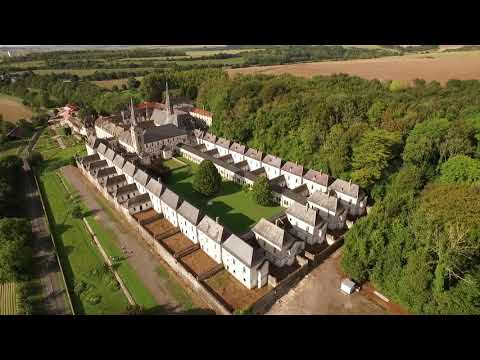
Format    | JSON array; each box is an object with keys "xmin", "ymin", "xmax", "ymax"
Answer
[
  {"xmin": 275, "ymin": 218, "xmax": 280, "ymax": 227},
  {"xmin": 349, "ymin": 179, "xmax": 352, "ymax": 186},
  {"xmin": 215, "ymin": 217, "xmax": 219, "ymax": 223}
]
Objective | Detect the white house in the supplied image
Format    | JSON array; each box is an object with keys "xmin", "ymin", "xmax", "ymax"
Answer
[
  {"xmin": 203, "ymin": 133, "xmax": 217, "ymax": 151},
  {"xmin": 88, "ymin": 160, "xmax": 109, "ymax": 177},
  {"xmin": 222, "ymin": 234, "xmax": 269, "ymax": 289},
  {"xmin": 145, "ymin": 178, "xmax": 164, "ymax": 214},
  {"xmin": 127, "ymin": 193, "xmax": 152, "ymax": 215},
  {"xmin": 112, "ymin": 154, "xmax": 126, "ymax": 175},
  {"xmin": 285, "ymin": 202, "xmax": 327, "ymax": 245},
  {"xmin": 189, "ymin": 108, "xmax": 213, "ymax": 127},
  {"xmin": 307, "ymin": 190, "xmax": 347, "ymax": 230},
  {"xmin": 302, "ymin": 169, "xmax": 329, "ymax": 195},
  {"xmin": 244, "ymin": 148, "xmax": 263, "ymax": 172},
  {"xmin": 261, "ymin": 154, "xmax": 282, "ymax": 180},
  {"xmin": 229, "ymin": 142, "xmax": 246, "ymax": 164},
  {"xmin": 114, "ymin": 183, "xmax": 140, "ymax": 204},
  {"xmin": 160, "ymin": 188, "xmax": 181, "ymax": 227},
  {"xmin": 105, "ymin": 174, "xmax": 128, "ymax": 194},
  {"xmin": 95, "ymin": 167, "xmax": 117, "ymax": 186},
  {"xmin": 197, "ymin": 215, "xmax": 229, "ymax": 264},
  {"xmin": 104, "ymin": 148, "xmax": 116, "ymax": 167},
  {"xmin": 176, "ymin": 201, "xmax": 203, "ymax": 244},
  {"xmin": 96, "ymin": 143, "xmax": 108, "ymax": 161},
  {"xmin": 252, "ymin": 218, "xmax": 305, "ymax": 268},
  {"xmin": 328, "ymin": 179, "xmax": 367, "ymax": 217},
  {"xmin": 215, "ymin": 137, "xmax": 231, "ymax": 157},
  {"xmin": 133, "ymin": 169, "xmax": 150, "ymax": 194},
  {"xmin": 80, "ymin": 153, "xmax": 101, "ymax": 169},
  {"xmin": 122, "ymin": 161, "xmax": 137, "ymax": 184},
  {"xmin": 281, "ymin": 161, "xmax": 304, "ymax": 190}
]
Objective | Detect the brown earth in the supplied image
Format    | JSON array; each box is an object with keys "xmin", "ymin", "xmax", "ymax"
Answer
[
  {"xmin": 228, "ymin": 51, "xmax": 480, "ymax": 84},
  {"xmin": 181, "ymin": 249, "xmax": 218, "ymax": 276},
  {"xmin": 161, "ymin": 232, "xmax": 193, "ymax": 254},
  {"xmin": 0, "ymin": 98, "xmax": 33, "ymax": 122}
]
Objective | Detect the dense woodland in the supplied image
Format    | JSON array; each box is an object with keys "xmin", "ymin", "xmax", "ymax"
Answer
[{"xmin": 195, "ymin": 73, "xmax": 480, "ymax": 314}]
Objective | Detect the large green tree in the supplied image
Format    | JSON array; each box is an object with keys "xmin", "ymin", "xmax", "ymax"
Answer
[
  {"xmin": 193, "ymin": 160, "xmax": 221, "ymax": 197},
  {"xmin": 252, "ymin": 176, "xmax": 274, "ymax": 206}
]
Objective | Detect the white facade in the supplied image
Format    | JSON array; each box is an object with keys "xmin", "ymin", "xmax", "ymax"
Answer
[
  {"xmin": 263, "ymin": 163, "xmax": 281, "ymax": 180},
  {"xmin": 216, "ymin": 145, "xmax": 230, "ymax": 157},
  {"xmin": 161, "ymin": 202, "xmax": 178, "ymax": 227},
  {"xmin": 281, "ymin": 170, "xmax": 303, "ymax": 189},
  {"xmin": 95, "ymin": 126, "xmax": 113, "ymax": 139},
  {"xmin": 177, "ymin": 215, "xmax": 198, "ymax": 244},
  {"xmin": 303, "ymin": 179, "xmax": 327, "ymax": 195},
  {"xmin": 245, "ymin": 156, "xmax": 262, "ymax": 172},
  {"xmin": 204, "ymin": 139, "xmax": 216, "ymax": 151},
  {"xmin": 198, "ymin": 231, "xmax": 222, "ymax": 264}
]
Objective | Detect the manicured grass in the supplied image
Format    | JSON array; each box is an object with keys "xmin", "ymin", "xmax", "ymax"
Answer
[
  {"xmin": 163, "ymin": 158, "xmax": 187, "ymax": 170},
  {"xmin": 165, "ymin": 157, "xmax": 283, "ymax": 234},
  {"xmin": 155, "ymin": 266, "xmax": 194, "ymax": 311}
]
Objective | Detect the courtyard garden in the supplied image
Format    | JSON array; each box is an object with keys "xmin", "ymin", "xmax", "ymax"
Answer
[{"xmin": 164, "ymin": 157, "xmax": 283, "ymax": 234}]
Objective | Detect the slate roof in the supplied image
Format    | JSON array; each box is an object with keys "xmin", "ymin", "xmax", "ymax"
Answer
[
  {"xmin": 244, "ymin": 148, "xmax": 263, "ymax": 161},
  {"xmin": 177, "ymin": 200, "xmax": 202, "ymax": 225},
  {"xmin": 308, "ymin": 191, "xmax": 339, "ymax": 214},
  {"xmin": 81, "ymin": 153, "xmax": 100, "ymax": 166},
  {"xmin": 216, "ymin": 137, "xmax": 231, "ymax": 149},
  {"xmin": 205, "ymin": 149, "xmax": 219, "ymax": 157},
  {"xmin": 133, "ymin": 169, "xmax": 150, "ymax": 187},
  {"xmin": 127, "ymin": 193, "xmax": 151, "ymax": 208},
  {"xmin": 96, "ymin": 167, "xmax": 117, "ymax": 178},
  {"xmin": 281, "ymin": 161, "xmax": 304, "ymax": 177},
  {"xmin": 203, "ymin": 133, "xmax": 217, "ymax": 143},
  {"xmin": 235, "ymin": 160, "xmax": 249, "ymax": 170},
  {"xmin": 115, "ymin": 183, "xmax": 138, "ymax": 196},
  {"xmin": 143, "ymin": 124, "xmax": 187, "ymax": 144},
  {"xmin": 194, "ymin": 144, "xmax": 207, "ymax": 152},
  {"xmin": 229, "ymin": 142, "xmax": 246, "ymax": 154},
  {"xmin": 89, "ymin": 160, "xmax": 108, "ymax": 170},
  {"xmin": 252, "ymin": 218, "xmax": 290, "ymax": 251},
  {"xmin": 262, "ymin": 154, "xmax": 282, "ymax": 168},
  {"xmin": 105, "ymin": 148, "xmax": 116, "ymax": 162},
  {"xmin": 286, "ymin": 202, "xmax": 320, "ymax": 227},
  {"xmin": 329, "ymin": 179, "xmax": 360, "ymax": 199},
  {"xmin": 160, "ymin": 188, "xmax": 181, "ymax": 210},
  {"xmin": 105, "ymin": 174, "xmax": 127, "ymax": 187},
  {"xmin": 217, "ymin": 154, "xmax": 233, "ymax": 163},
  {"xmin": 251, "ymin": 167, "xmax": 267, "ymax": 177},
  {"xmin": 145, "ymin": 178, "xmax": 164, "ymax": 197},
  {"xmin": 112, "ymin": 154, "xmax": 126, "ymax": 169},
  {"xmin": 97, "ymin": 143, "xmax": 107, "ymax": 155},
  {"xmin": 122, "ymin": 161, "xmax": 137, "ymax": 178},
  {"xmin": 197, "ymin": 216, "xmax": 228, "ymax": 244},
  {"xmin": 222, "ymin": 234, "xmax": 262, "ymax": 268},
  {"xmin": 303, "ymin": 169, "xmax": 329, "ymax": 187}
]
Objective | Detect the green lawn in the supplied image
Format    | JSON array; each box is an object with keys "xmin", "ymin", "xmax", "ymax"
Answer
[
  {"xmin": 165, "ymin": 157, "xmax": 283, "ymax": 234},
  {"xmin": 0, "ymin": 139, "xmax": 29, "ymax": 158},
  {"xmin": 155, "ymin": 266, "xmax": 194, "ymax": 311}
]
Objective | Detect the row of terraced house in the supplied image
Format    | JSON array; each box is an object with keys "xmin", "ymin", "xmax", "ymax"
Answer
[{"xmin": 77, "ymin": 128, "xmax": 368, "ymax": 290}]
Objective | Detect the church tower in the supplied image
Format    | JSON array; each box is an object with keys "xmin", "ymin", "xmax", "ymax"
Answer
[
  {"xmin": 165, "ymin": 81, "xmax": 174, "ymax": 118},
  {"xmin": 129, "ymin": 98, "xmax": 144, "ymax": 155}
]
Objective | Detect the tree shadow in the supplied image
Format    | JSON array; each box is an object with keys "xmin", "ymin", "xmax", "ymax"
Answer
[{"xmin": 130, "ymin": 304, "xmax": 217, "ymax": 315}]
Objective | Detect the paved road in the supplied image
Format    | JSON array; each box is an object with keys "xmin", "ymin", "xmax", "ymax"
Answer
[
  {"xmin": 23, "ymin": 129, "xmax": 71, "ymax": 315},
  {"xmin": 61, "ymin": 165, "xmax": 204, "ymax": 312},
  {"xmin": 267, "ymin": 248, "xmax": 388, "ymax": 315}
]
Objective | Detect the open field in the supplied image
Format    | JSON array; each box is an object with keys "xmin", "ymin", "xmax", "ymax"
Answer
[
  {"xmin": 165, "ymin": 157, "xmax": 283, "ymax": 234},
  {"xmin": 92, "ymin": 77, "xmax": 143, "ymax": 89},
  {"xmin": 0, "ymin": 94, "xmax": 34, "ymax": 122},
  {"xmin": 227, "ymin": 50, "xmax": 480, "ymax": 84},
  {"xmin": 31, "ymin": 68, "xmax": 154, "ymax": 76},
  {"xmin": 0, "ymin": 282, "xmax": 16, "ymax": 315}
]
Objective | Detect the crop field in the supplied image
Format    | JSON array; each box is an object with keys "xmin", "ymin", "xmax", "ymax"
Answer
[
  {"xmin": 92, "ymin": 77, "xmax": 143, "ymax": 89},
  {"xmin": 0, "ymin": 282, "xmax": 17, "ymax": 315},
  {"xmin": 31, "ymin": 68, "xmax": 154, "ymax": 76},
  {"xmin": 227, "ymin": 50, "xmax": 480, "ymax": 84},
  {"xmin": 0, "ymin": 94, "xmax": 34, "ymax": 122}
]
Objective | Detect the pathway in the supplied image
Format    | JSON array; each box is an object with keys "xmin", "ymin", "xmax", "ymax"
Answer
[
  {"xmin": 22, "ymin": 128, "xmax": 71, "ymax": 314},
  {"xmin": 61, "ymin": 165, "xmax": 197, "ymax": 312}
]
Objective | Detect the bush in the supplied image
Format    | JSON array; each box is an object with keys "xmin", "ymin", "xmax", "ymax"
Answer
[
  {"xmin": 28, "ymin": 151, "xmax": 43, "ymax": 167},
  {"xmin": 74, "ymin": 280, "xmax": 88, "ymax": 295},
  {"xmin": 62, "ymin": 127, "xmax": 72, "ymax": 136},
  {"xmin": 87, "ymin": 295, "xmax": 101, "ymax": 305}
]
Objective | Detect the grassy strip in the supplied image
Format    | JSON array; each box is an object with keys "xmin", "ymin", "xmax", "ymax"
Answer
[{"xmin": 155, "ymin": 266, "xmax": 194, "ymax": 311}]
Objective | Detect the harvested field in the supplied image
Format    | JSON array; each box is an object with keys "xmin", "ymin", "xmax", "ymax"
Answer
[
  {"xmin": 205, "ymin": 269, "xmax": 271, "ymax": 311},
  {"xmin": 181, "ymin": 249, "xmax": 218, "ymax": 276},
  {"xmin": 92, "ymin": 77, "xmax": 143, "ymax": 89},
  {"xmin": 0, "ymin": 94, "xmax": 34, "ymax": 122},
  {"xmin": 133, "ymin": 208, "xmax": 158, "ymax": 223},
  {"xmin": 228, "ymin": 51, "xmax": 480, "ymax": 84},
  {"xmin": 144, "ymin": 218, "xmax": 175, "ymax": 237},
  {"xmin": 0, "ymin": 282, "xmax": 17, "ymax": 315},
  {"xmin": 161, "ymin": 233, "xmax": 192, "ymax": 254}
]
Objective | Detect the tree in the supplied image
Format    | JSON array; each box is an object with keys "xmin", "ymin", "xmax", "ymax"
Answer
[
  {"xmin": 71, "ymin": 204, "xmax": 83, "ymax": 219},
  {"xmin": 62, "ymin": 127, "xmax": 72, "ymax": 136},
  {"xmin": 252, "ymin": 176, "xmax": 274, "ymax": 206},
  {"xmin": 127, "ymin": 77, "xmax": 140, "ymax": 90},
  {"xmin": 351, "ymin": 129, "xmax": 402, "ymax": 189},
  {"xmin": 27, "ymin": 151, "xmax": 43, "ymax": 167},
  {"xmin": 193, "ymin": 160, "xmax": 221, "ymax": 197},
  {"xmin": 438, "ymin": 155, "xmax": 480, "ymax": 184}
]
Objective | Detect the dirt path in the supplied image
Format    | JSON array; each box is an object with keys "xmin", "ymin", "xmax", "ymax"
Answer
[
  {"xmin": 61, "ymin": 165, "xmax": 196, "ymax": 311},
  {"xmin": 267, "ymin": 248, "xmax": 388, "ymax": 315}
]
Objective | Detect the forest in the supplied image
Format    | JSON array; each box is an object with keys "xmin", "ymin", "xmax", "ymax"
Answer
[{"xmin": 195, "ymin": 73, "xmax": 480, "ymax": 314}]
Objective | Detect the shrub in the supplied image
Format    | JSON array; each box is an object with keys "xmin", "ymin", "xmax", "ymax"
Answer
[
  {"xmin": 28, "ymin": 151, "xmax": 43, "ymax": 167},
  {"xmin": 252, "ymin": 177, "xmax": 274, "ymax": 206},
  {"xmin": 193, "ymin": 160, "xmax": 221, "ymax": 197}
]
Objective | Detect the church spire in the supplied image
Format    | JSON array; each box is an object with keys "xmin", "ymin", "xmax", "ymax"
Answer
[
  {"xmin": 165, "ymin": 81, "xmax": 173, "ymax": 116},
  {"xmin": 130, "ymin": 98, "xmax": 136, "ymax": 125}
]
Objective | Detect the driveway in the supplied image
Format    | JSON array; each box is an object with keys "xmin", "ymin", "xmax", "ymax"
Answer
[
  {"xmin": 267, "ymin": 248, "xmax": 389, "ymax": 315},
  {"xmin": 61, "ymin": 165, "xmax": 208, "ymax": 312}
]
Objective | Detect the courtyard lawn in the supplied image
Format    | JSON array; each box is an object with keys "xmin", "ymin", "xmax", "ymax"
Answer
[{"xmin": 165, "ymin": 157, "xmax": 283, "ymax": 234}]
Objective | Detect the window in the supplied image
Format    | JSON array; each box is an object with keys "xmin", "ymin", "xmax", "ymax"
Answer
[{"xmin": 243, "ymin": 267, "xmax": 246, "ymax": 273}]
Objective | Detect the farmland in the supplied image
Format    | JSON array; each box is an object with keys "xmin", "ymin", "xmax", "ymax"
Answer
[
  {"xmin": 92, "ymin": 77, "xmax": 143, "ymax": 89},
  {"xmin": 0, "ymin": 282, "xmax": 17, "ymax": 315},
  {"xmin": 227, "ymin": 50, "xmax": 480, "ymax": 85},
  {"xmin": 0, "ymin": 94, "xmax": 34, "ymax": 122}
]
